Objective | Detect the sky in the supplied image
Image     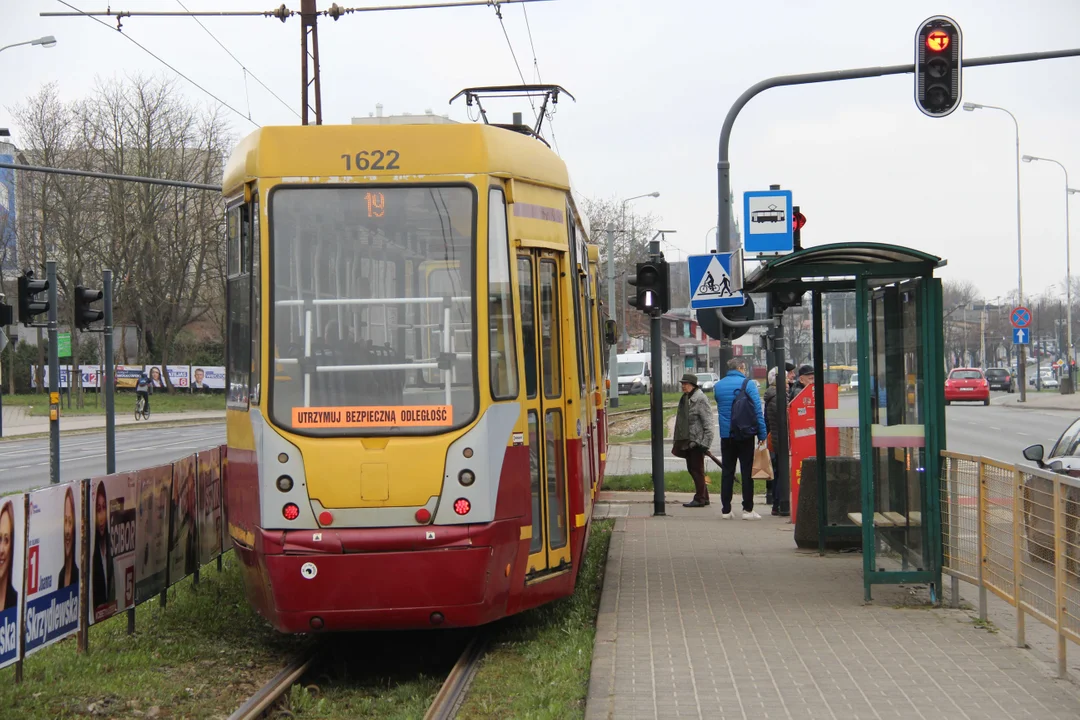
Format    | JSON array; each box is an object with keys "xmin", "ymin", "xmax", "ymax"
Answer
[{"xmin": 3, "ymin": 0, "xmax": 1079, "ymax": 303}]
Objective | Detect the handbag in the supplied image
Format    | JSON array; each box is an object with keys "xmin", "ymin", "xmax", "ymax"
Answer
[
  {"xmin": 671, "ymin": 439, "xmax": 691, "ymax": 458},
  {"xmin": 752, "ymin": 442, "xmax": 774, "ymax": 480}
]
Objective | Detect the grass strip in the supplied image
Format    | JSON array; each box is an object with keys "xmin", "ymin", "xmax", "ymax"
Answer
[
  {"xmin": 457, "ymin": 519, "xmax": 615, "ymax": 720},
  {"xmin": 0, "ymin": 554, "xmax": 305, "ymax": 719},
  {"xmin": 5, "ymin": 393, "xmax": 225, "ymax": 417},
  {"xmin": 602, "ymin": 471, "xmax": 767, "ymax": 496}
]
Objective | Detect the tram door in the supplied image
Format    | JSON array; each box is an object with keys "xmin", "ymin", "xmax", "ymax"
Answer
[{"xmin": 518, "ymin": 250, "xmax": 572, "ymax": 575}]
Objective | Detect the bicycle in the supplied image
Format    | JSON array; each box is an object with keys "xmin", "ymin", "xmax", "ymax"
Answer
[{"xmin": 135, "ymin": 395, "xmax": 150, "ymax": 421}]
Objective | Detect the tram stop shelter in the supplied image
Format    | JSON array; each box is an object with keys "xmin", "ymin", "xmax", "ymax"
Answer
[{"xmin": 742, "ymin": 242, "xmax": 947, "ymax": 602}]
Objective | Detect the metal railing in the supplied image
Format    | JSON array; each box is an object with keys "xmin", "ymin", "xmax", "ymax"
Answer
[{"xmin": 940, "ymin": 450, "xmax": 1080, "ymax": 678}]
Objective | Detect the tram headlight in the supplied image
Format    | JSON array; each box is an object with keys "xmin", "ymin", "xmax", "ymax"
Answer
[
  {"xmin": 276, "ymin": 475, "xmax": 294, "ymax": 492},
  {"xmin": 458, "ymin": 469, "xmax": 476, "ymax": 487}
]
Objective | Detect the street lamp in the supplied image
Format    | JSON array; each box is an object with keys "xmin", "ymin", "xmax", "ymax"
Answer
[
  {"xmin": 963, "ymin": 102, "xmax": 1028, "ymax": 400},
  {"xmin": 0, "ymin": 36, "xmax": 58, "ymax": 53},
  {"xmin": 1023, "ymin": 154, "xmax": 1073, "ymax": 389},
  {"xmin": 705, "ymin": 226, "xmax": 717, "ymax": 252},
  {"xmin": 607, "ymin": 191, "xmax": 659, "ymax": 408}
]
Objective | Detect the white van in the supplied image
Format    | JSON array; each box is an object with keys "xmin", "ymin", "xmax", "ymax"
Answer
[{"xmin": 617, "ymin": 353, "xmax": 652, "ymax": 395}]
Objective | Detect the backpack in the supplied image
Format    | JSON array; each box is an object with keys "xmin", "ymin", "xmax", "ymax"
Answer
[{"xmin": 729, "ymin": 377, "xmax": 758, "ymax": 440}]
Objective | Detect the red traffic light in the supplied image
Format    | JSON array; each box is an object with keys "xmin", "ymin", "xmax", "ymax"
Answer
[
  {"xmin": 925, "ymin": 30, "xmax": 950, "ymax": 52},
  {"xmin": 792, "ymin": 212, "xmax": 807, "ymax": 232}
]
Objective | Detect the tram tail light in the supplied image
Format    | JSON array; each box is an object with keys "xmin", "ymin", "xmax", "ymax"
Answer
[
  {"xmin": 318, "ymin": 511, "xmax": 334, "ymax": 525},
  {"xmin": 453, "ymin": 498, "xmax": 471, "ymax": 516},
  {"xmin": 282, "ymin": 503, "xmax": 300, "ymax": 521}
]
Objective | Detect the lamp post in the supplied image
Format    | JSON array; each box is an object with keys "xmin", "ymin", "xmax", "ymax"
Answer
[
  {"xmin": 705, "ymin": 226, "xmax": 717, "ymax": 253},
  {"xmin": 963, "ymin": 102, "xmax": 1027, "ymax": 400},
  {"xmin": 1024, "ymin": 154, "xmax": 1073, "ymax": 389},
  {"xmin": 607, "ymin": 191, "xmax": 659, "ymax": 408},
  {"xmin": 0, "ymin": 35, "xmax": 57, "ymax": 53}
]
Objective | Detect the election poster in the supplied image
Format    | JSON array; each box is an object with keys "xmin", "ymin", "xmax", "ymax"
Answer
[
  {"xmin": 197, "ymin": 448, "xmax": 223, "ymax": 565},
  {"xmin": 89, "ymin": 473, "xmax": 138, "ymax": 625},
  {"xmin": 190, "ymin": 366, "xmax": 226, "ymax": 392},
  {"xmin": 80, "ymin": 365, "xmax": 101, "ymax": 390},
  {"xmin": 0, "ymin": 495, "xmax": 25, "ymax": 670},
  {"xmin": 24, "ymin": 483, "xmax": 83, "ymax": 656},
  {"xmin": 167, "ymin": 365, "xmax": 191, "ymax": 391},
  {"xmin": 134, "ymin": 464, "xmax": 171, "ymax": 603},
  {"xmin": 168, "ymin": 455, "xmax": 199, "ymax": 586},
  {"xmin": 115, "ymin": 365, "xmax": 143, "ymax": 390},
  {"xmin": 144, "ymin": 365, "xmax": 167, "ymax": 391}
]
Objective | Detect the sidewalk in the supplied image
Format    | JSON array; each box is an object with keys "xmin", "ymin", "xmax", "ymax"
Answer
[
  {"xmin": 992, "ymin": 390, "xmax": 1080, "ymax": 412},
  {"xmin": 586, "ymin": 501, "xmax": 1080, "ymax": 719},
  {"xmin": 0, "ymin": 406, "xmax": 224, "ymax": 438}
]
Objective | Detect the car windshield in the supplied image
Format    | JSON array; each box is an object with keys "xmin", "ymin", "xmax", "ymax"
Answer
[
  {"xmin": 950, "ymin": 370, "xmax": 982, "ymax": 380},
  {"xmin": 269, "ymin": 185, "xmax": 477, "ymax": 436},
  {"xmin": 1050, "ymin": 417, "xmax": 1080, "ymax": 458},
  {"xmin": 698, "ymin": 374, "xmax": 717, "ymax": 382},
  {"xmin": 618, "ymin": 362, "xmax": 644, "ymax": 376}
]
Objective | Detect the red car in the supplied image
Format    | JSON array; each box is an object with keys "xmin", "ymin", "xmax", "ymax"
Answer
[{"xmin": 945, "ymin": 368, "xmax": 990, "ymax": 405}]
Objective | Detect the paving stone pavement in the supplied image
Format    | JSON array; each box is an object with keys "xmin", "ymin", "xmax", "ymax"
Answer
[{"xmin": 586, "ymin": 502, "xmax": 1080, "ymax": 720}]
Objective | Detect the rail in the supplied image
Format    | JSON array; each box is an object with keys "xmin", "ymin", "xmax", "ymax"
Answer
[
  {"xmin": 940, "ymin": 450, "xmax": 1080, "ymax": 678},
  {"xmin": 424, "ymin": 632, "xmax": 488, "ymax": 720},
  {"xmin": 227, "ymin": 648, "xmax": 317, "ymax": 720}
]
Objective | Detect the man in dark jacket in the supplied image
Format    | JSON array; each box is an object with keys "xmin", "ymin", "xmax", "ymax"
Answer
[
  {"xmin": 788, "ymin": 364, "xmax": 814, "ymax": 402},
  {"xmin": 673, "ymin": 373, "xmax": 716, "ymax": 507}
]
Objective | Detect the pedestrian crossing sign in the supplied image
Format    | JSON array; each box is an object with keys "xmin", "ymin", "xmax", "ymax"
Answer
[{"xmin": 687, "ymin": 252, "xmax": 745, "ymax": 309}]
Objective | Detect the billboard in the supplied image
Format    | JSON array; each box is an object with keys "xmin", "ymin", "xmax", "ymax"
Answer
[
  {"xmin": 144, "ymin": 365, "xmax": 166, "ymax": 391},
  {"xmin": 0, "ymin": 145, "xmax": 15, "ymax": 274},
  {"xmin": 89, "ymin": 474, "xmax": 137, "ymax": 624},
  {"xmin": 24, "ymin": 483, "xmax": 82, "ymax": 656},
  {"xmin": 0, "ymin": 496, "xmax": 25, "ymax": 670},
  {"xmin": 168, "ymin": 456, "xmax": 198, "ymax": 585},
  {"xmin": 190, "ymin": 366, "xmax": 226, "ymax": 391},
  {"xmin": 134, "ymin": 465, "xmax": 171, "ymax": 603},
  {"xmin": 166, "ymin": 365, "xmax": 190, "ymax": 390},
  {"xmin": 197, "ymin": 448, "xmax": 223, "ymax": 565},
  {"xmin": 115, "ymin": 365, "xmax": 143, "ymax": 390}
]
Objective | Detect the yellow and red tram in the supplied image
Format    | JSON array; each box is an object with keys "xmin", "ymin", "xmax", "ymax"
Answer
[{"xmin": 222, "ymin": 117, "xmax": 609, "ymax": 632}]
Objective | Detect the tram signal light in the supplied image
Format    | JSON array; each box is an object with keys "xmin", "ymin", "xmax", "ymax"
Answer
[
  {"xmin": 792, "ymin": 207, "xmax": 806, "ymax": 251},
  {"xmin": 74, "ymin": 285, "xmax": 104, "ymax": 331},
  {"xmin": 17, "ymin": 269, "xmax": 49, "ymax": 326},
  {"xmin": 915, "ymin": 16, "xmax": 962, "ymax": 118},
  {"xmin": 628, "ymin": 259, "xmax": 671, "ymax": 314}
]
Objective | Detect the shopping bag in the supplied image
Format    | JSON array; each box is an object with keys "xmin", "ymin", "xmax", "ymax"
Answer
[{"xmin": 752, "ymin": 442, "xmax": 774, "ymax": 480}]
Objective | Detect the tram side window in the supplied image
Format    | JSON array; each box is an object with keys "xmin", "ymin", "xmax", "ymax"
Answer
[
  {"xmin": 488, "ymin": 188, "xmax": 519, "ymax": 400},
  {"xmin": 567, "ymin": 214, "xmax": 586, "ymax": 394},
  {"xmin": 227, "ymin": 203, "xmax": 251, "ymax": 410},
  {"xmin": 250, "ymin": 195, "xmax": 262, "ymax": 405}
]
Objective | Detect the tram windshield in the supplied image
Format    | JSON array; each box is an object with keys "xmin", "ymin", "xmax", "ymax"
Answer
[{"xmin": 269, "ymin": 185, "xmax": 477, "ymax": 435}]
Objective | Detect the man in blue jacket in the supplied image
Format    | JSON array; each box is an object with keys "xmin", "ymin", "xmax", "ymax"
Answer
[{"xmin": 714, "ymin": 358, "xmax": 768, "ymax": 520}]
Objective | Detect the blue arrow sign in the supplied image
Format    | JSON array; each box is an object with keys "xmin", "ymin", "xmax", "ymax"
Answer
[
  {"xmin": 688, "ymin": 253, "xmax": 745, "ymax": 309},
  {"xmin": 1013, "ymin": 327, "xmax": 1030, "ymax": 345},
  {"xmin": 743, "ymin": 190, "xmax": 794, "ymax": 253}
]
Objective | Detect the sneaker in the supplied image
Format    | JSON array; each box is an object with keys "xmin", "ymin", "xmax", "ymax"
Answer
[
  {"xmin": 771, "ymin": 507, "xmax": 780, "ymax": 516},
  {"xmin": 742, "ymin": 510, "xmax": 762, "ymax": 520},
  {"xmin": 721, "ymin": 512, "xmax": 734, "ymax": 519}
]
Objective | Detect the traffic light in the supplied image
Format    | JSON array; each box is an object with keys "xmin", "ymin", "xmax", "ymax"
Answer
[
  {"xmin": 627, "ymin": 258, "xmax": 671, "ymax": 314},
  {"xmin": 17, "ymin": 269, "xmax": 49, "ymax": 326},
  {"xmin": 0, "ymin": 300, "xmax": 12, "ymax": 327},
  {"xmin": 915, "ymin": 16, "xmax": 962, "ymax": 118},
  {"xmin": 74, "ymin": 285, "xmax": 104, "ymax": 331},
  {"xmin": 792, "ymin": 206, "xmax": 806, "ymax": 251}
]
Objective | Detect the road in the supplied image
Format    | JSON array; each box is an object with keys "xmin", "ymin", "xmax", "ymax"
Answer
[
  {"xmin": 0, "ymin": 423, "xmax": 225, "ymax": 495},
  {"xmin": 945, "ymin": 396, "xmax": 1073, "ymax": 461}
]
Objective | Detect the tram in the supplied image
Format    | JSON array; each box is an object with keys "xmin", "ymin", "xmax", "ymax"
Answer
[{"xmin": 222, "ymin": 88, "xmax": 609, "ymax": 632}]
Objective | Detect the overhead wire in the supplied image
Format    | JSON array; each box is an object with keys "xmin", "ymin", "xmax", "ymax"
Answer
[
  {"xmin": 53, "ymin": 0, "xmax": 259, "ymax": 128},
  {"xmin": 519, "ymin": 2, "xmax": 559, "ymax": 153},
  {"xmin": 174, "ymin": 0, "xmax": 301, "ymax": 120},
  {"xmin": 491, "ymin": 3, "xmax": 539, "ymax": 128}
]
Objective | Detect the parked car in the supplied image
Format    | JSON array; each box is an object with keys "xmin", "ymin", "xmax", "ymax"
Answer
[
  {"xmin": 944, "ymin": 367, "xmax": 990, "ymax": 405},
  {"xmin": 696, "ymin": 372, "xmax": 719, "ymax": 392},
  {"xmin": 1023, "ymin": 416, "xmax": 1080, "ymax": 472},
  {"xmin": 1030, "ymin": 370, "xmax": 1060, "ymax": 389},
  {"xmin": 848, "ymin": 372, "xmax": 859, "ymax": 392},
  {"xmin": 984, "ymin": 367, "xmax": 1016, "ymax": 393},
  {"xmin": 1020, "ymin": 421, "xmax": 1080, "ymax": 566}
]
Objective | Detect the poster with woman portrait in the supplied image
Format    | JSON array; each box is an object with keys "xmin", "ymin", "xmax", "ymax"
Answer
[
  {"xmin": 134, "ymin": 464, "xmax": 171, "ymax": 604},
  {"xmin": 168, "ymin": 455, "xmax": 199, "ymax": 586},
  {"xmin": 197, "ymin": 448, "xmax": 223, "ymax": 566},
  {"xmin": 24, "ymin": 483, "xmax": 82, "ymax": 656},
  {"xmin": 0, "ymin": 495, "xmax": 25, "ymax": 670},
  {"xmin": 144, "ymin": 365, "xmax": 167, "ymax": 391},
  {"xmin": 89, "ymin": 473, "xmax": 138, "ymax": 625}
]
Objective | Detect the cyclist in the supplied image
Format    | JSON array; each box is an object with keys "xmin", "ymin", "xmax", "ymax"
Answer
[{"xmin": 136, "ymin": 372, "xmax": 152, "ymax": 415}]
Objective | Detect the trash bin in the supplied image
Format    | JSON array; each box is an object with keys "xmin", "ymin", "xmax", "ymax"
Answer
[{"xmin": 1060, "ymin": 376, "xmax": 1074, "ymax": 395}]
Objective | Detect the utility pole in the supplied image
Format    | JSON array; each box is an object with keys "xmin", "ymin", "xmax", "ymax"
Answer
[
  {"xmin": 648, "ymin": 241, "xmax": 666, "ymax": 517},
  {"xmin": 47, "ymin": 261, "xmax": 59, "ymax": 484},
  {"xmin": 299, "ymin": 0, "xmax": 323, "ymax": 125},
  {"xmin": 606, "ymin": 222, "xmax": 618, "ymax": 408}
]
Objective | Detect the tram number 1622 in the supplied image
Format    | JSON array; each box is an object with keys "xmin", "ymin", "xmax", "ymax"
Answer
[{"xmin": 340, "ymin": 149, "xmax": 401, "ymax": 171}]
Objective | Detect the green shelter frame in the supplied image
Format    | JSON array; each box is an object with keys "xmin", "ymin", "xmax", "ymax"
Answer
[{"xmin": 744, "ymin": 242, "xmax": 947, "ymax": 601}]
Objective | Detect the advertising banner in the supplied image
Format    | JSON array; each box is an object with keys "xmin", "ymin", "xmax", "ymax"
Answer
[
  {"xmin": 0, "ymin": 496, "xmax": 25, "ymax": 670},
  {"xmin": 197, "ymin": 448, "xmax": 223, "ymax": 565},
  {"xmin": 168, "ymin": 455, "xmax": 199, "ymax": 586},
  {"xmin": 80, "ymin": 365, "xmax": 101, "ymax": 390},
  {"xmin": 144, "ymin": 365, "xmax": 166, "ymax": 391},
  {"xmin": 24, "ymin": 483, "xmax": 83, "ymax": 656},
  {"xmin": 89, "ymin": 474, "xmax": 138, "ymax": 625},
  {"xmin": 115, "ymin": 365, "xmax": 143, "ymax": 390},
  {"xmin": 787, "ymin": 383, "xmax": 840, "ymax": 525},
  {"xmin": 190, "ymin": 366, "xmax": 226, "ymax": 391},
  {"xmin": 167, "ymin": 365, "xmax": 191, "ymax": 391},
  {"xmin": 134, "ymin": 465, "xmax": 171, "ymax": 603}
]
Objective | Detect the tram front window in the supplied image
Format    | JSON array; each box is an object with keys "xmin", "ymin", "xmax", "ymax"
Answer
[{"xmin": 269, "ymin": 185, "xmax": 477, "ymax": 435}]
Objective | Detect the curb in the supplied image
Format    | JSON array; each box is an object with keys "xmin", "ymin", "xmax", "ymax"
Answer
[{"xmin": 0, "ymin": 417, "xmax": 225, "ymax": 442}]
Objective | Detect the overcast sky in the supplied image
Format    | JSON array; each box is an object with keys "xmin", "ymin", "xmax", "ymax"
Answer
[{"xmin": 4, "ymin": 1, "xmax": 1079, "ymax": 304}]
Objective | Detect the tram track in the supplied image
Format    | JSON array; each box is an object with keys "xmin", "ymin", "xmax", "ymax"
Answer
[{"xmin": 228, "ymin": 629, "xmax": 487, "ymax": 720}]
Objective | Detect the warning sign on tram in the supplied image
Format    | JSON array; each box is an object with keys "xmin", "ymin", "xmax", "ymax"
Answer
[{"xmin": 292, "ymin": 405, "xmax": 453, "ymax": 428}]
